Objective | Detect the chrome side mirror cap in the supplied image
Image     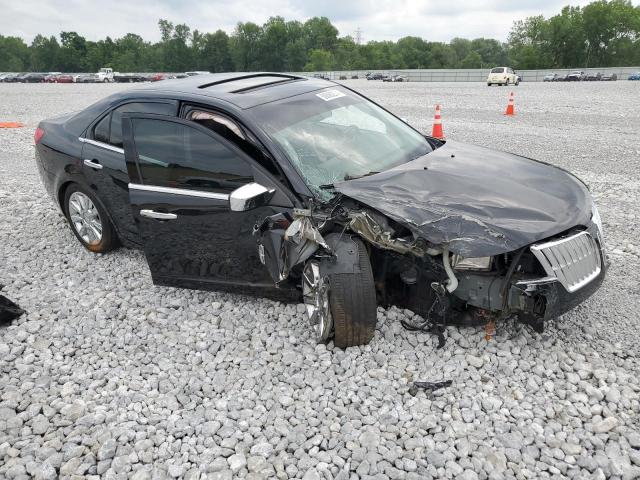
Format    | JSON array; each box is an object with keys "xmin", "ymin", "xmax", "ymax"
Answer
[{"xmin": 229, "ymin": 183, "xmax": 274, "ymax": 212}]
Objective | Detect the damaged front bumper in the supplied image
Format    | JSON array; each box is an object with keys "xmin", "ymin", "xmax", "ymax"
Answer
[{"xmin": 453, "ymin": 225, "xmax": 607, "ymax": 330}]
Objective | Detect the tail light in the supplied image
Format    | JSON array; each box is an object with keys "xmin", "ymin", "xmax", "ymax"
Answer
[{"xmin": 34, "ymin": 127, "xmax": 45, "ymax": 145}]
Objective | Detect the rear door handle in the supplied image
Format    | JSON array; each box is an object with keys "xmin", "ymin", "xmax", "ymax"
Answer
[
  {"xmin": 83, "ymin": 159, "xmax": 103, "ymax": 170},
  {"xmin": 140, "ymin": 209, "xmax": 177, "ymax": 220}
]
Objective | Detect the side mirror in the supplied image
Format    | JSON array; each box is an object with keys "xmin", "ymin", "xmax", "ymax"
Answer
[{"xmin": 229, "ymin": 183, "xmax": 275, "ymax": 212}]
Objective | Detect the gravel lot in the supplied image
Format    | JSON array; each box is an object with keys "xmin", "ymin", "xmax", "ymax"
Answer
[{"xmin": 1, "ymin": 80, "xmax": 639, "ymax": 480}]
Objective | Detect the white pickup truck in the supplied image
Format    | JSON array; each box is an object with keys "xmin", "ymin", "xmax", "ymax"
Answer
[{"xmin": 96, "ymin": 68, "xmax": 115, "ymax": 83}]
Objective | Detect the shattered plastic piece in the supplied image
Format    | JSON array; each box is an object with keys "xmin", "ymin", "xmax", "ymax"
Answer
[
  {"xmin": 348, "ymin": 210, "xmax": 426, "ymax": 257},
  {"xmin": 0, "ymin": 291, "xmax": 24, "ymax": 324},
  {"xmin": 409, "ymin": 380, "xmax": 452, "ymax": 396}
]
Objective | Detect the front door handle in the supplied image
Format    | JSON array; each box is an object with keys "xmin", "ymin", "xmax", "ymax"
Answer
[
  {"xmin": 83, "ymin": 159, "xmax": 103, "ymax": 170},
  {"xmin": 140, "ymin": 209, "xmax": 177, "ymax": 220}
]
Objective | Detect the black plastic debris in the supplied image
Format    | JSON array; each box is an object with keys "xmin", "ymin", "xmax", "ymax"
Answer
[
  {"xmin": 0, "ymin": 286, "xmax": 24, "ymax": 325},
  {"xmin": 401, "ymin": 282, "xmax": 449, "ymax": 348},
  {"xmin": 409, "ymin": 380, "xmax": 452, "ymax": 396}
]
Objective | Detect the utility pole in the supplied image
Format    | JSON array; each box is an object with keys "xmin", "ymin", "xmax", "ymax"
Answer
[{"xmin": 355, "ymin": 28, "xmax": 363, "ymax": 45}]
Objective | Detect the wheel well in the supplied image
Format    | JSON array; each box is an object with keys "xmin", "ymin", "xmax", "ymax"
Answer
[{"xmin": 57, "ymin": 181, "xmax": 74, "ymax": 215}]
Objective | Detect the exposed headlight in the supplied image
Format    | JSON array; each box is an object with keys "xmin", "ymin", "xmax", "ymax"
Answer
[
  {"xmin": 451, "ymin": 255, "xmax": 493, "ymax": 271},
  {"xmin": 591, "ymin": 202, "xmax": 604, "ymax": 238}
]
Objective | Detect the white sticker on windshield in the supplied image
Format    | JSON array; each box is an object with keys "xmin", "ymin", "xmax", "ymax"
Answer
[{"xmin": 316, "ymin": 89, "xmax": 346, "ymax": 101}]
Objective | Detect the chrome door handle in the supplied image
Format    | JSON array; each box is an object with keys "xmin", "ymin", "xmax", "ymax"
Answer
[
  {"xmin": 140, "ymin": 209, "xmax": 177, "ymax": 220},
  {"xmin": 83, "ymin": 159, "xmax": 103, "ymax": 170}
]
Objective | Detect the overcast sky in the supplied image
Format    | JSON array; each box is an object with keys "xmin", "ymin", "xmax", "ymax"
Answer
[{"xmin": 0, "ymin": 0, "xmax": 629, "ymax": 44}]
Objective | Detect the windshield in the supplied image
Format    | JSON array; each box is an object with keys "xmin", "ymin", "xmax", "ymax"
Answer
[{"xmin": 249, "ymin": 86, "xmax": 433, "ymax": 198}]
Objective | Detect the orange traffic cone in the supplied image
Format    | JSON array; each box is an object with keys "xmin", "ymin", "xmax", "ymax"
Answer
[
  {"xmin": 504, "ymin": 92, "xmax": 515, "ymax": 116},
  {"xmin": 431, "ymin": 104, "xmax": 445, "ymax": 139}
]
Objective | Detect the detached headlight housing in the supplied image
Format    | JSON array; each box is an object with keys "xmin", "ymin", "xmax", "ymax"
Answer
[
  {"xmin": 451, "ymin": 255, "xmax": 493, "ymax": 271},
  {"xmin": 591, "ymin": 202, "xmax": 604, "ymax": 238}
]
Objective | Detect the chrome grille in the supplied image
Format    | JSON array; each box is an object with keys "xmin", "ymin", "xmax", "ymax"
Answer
[{"xmin": 530, "ymin": 231, "xmax": 602, "ymax": 293}]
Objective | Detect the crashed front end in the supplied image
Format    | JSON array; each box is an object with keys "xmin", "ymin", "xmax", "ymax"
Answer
[{"xmin": 255, "ymin": 189, "xmax": 606, "ymax": 336}]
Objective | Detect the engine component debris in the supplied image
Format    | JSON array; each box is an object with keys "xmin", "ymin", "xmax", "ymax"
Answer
[{"xmin": 409, "ymin": 379, "xmax": 452, "ymax": 396}]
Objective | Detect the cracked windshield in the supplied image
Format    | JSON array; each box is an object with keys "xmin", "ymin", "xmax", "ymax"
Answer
[{"xmin": 251, "ymin": 87, "xmax": 433, "ymax": 198}]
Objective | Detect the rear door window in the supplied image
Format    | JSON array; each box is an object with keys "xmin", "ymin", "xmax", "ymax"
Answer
[
  {"xmin": 131, "ymin": 117, "xmax": 254, "ymax": 194},
  {"xmin": 93, "ymin": 102, "xmax": 176, "ymax": 148},
  {"xmin": 491, "ymin": 67, "xmax": 504, "ymax": 74}
]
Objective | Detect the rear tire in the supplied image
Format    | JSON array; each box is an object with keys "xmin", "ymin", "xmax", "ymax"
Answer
[
  {"xmin": 328, "ymin": 238, "xmax": 377, "ymax": 348},
  {"xmin": 64, "ymin": 183, "xmax": 117, "ymax": 253}
]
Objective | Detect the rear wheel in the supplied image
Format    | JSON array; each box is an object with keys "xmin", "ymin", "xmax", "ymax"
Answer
[
  {"xmin": 64, "ymin": 184, "xmax": 117, "ymax": 253},
  {"xmin": 303, "ymin": 238, "xmax": 377, "ymax": 348}
]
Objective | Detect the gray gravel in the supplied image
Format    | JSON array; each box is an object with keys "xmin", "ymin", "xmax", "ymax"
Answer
[{"xmin": 1, "ymin": 81, "xmax": 639, "ymax": 479}]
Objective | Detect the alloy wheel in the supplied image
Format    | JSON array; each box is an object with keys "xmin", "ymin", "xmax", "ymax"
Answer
[
  {"xmin": 68, "ymin": 191, "xmax": 103, "ymax": 245},
  {"xmin": 302, "ymin": 261, "xmax": 332, "ymax": 342}
]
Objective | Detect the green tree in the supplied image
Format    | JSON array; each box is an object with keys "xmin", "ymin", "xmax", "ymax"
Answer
[
  {"xmin": 0, "ymin": 36, "xmax": 29, "ymax": 71},
  {"xmin": 229, "ymin": 22, "xmax": 262, "ymax": 71},
  {"xmin": 29, "ymin": 35, "xmax": 60, "ymax": 71},
  {"xmin": 304, "ymin": 49, "xmax": 334, "ymax": 71}
]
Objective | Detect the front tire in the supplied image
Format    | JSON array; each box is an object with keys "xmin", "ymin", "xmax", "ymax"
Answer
[
  {"xmin": 64, "ymin": 184, "xmax": 117, "ymax": 253},
  {"xmin": 303, "ymin": 238, "xmax": 377, "ymax": 348}
]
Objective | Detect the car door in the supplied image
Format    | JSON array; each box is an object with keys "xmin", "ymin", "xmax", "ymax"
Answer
[
  {"xmin": 81, "ymin": 101, "xmax": 178, "ymax": 244},
  {"xmin": 121, "ymin": 113, "xmax": 295, "ymax": 295}
]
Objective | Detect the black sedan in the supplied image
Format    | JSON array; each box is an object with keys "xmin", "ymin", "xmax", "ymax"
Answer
[{"xmin": 35, "ymin": 73, "xmax": 606, "ymax": 347}]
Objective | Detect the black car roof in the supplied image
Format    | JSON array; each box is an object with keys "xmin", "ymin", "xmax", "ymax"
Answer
[{"xmin": 128, "ymin": 72, "xmax": 335, "ymax": 109}]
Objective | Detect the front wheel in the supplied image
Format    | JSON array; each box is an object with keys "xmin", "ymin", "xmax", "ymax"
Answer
[
  {"xmin": 303, "ymin": 237, "xmax": 377, "ymax": 348},
  {"xmin": 64, "ymin": 184, "xmax": 117, "ymax": 253}
]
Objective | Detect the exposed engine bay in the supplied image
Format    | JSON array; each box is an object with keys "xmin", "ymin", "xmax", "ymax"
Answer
[{"xmin": 254, "ymin": 192, "xmax": 600, "ymax": 342}]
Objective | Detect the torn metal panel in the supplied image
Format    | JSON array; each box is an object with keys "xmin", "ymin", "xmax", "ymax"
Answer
[
  {"xmin": 334, "ymin": 140, "xmax": 592, "ymax": 257},
  {"xmin": 255, "ymin": 210, "xmax": 331, "ymax": 284},
  {"xmin": 348, "ymin": 210, "xmax": 427, "ymax": 257}
]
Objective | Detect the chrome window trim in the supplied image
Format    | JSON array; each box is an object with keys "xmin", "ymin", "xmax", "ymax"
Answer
[
  {"xmin": 128, "ymin": 183, "xmax": 229, "ymax": 201},
  {"xmin": 79, "ymin": 137, "xmax": 124, "ymax": 154}
]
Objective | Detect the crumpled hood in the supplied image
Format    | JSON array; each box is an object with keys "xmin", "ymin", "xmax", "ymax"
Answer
[{"xmin": 334, "ymin": 140, "xmax": 592, "ymax": 257}]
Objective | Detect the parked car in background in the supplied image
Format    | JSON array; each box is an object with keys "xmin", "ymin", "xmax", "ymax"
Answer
[
  {"xmin": 366, "ymin": 72, "xmax": 385, "ymax": 80},
  {"xmin": 381, "ymin": 75, "xmax": 393, "ymax": 82},
  {"xmin": 150, "ymin": 73, "xmax": 166, "ymax": 82},
  {"xmin": 628, "ymin": 72, "xmax": 640, "ymax": 81},
  {"xmin": 44, "ymin": 73, "xmax": 62, "ymax": 82},
  {"xmin": 392, "ymin": 75, "xmax": 407, "ymax": 82},
  {"xmin": 34, "ymin": 72, "xmax": 606, "ymax": 347},
  {"xmin": 55, "ymin": 75, "xmax": 75, "ymax": 83},
  {"xmin": 566, "ymin": 71, "xmax": 585, "ymax": 81},
  {"xmin": 76, "ymin": 74, "xmax": 99, "ymax": 83},
  {"xmin": 3, "ymin": 73, "xmax": 27, "ymax": 83},
  {"xmin": 487, "ymin": 67, "xmax": 519, "ymax": 86},
  {"xmin": 313, "ymin": 73, "xmax": 330, "ymax": 80},
  {"xmin": 601, "ymin": 73, "xmax": 617, "ymax": 81},
  {"xmin": 22, "ymin": 73, "xmax": 46, "ymax": 83},
  {"xmin": 543, "ymin": 73, "xmax": 557, "ymax": 82},
  {"xmin": 585, "ymin": 72, "xmax": 602, "ymax": 81},
  {"xmin": 185, "ymin": 71, "xmax": 210, "ymax": 76}
]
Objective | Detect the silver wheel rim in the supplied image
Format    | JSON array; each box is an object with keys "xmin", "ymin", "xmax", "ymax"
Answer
[
  {"xmin": 302, "ymin": 261, "xmax": 332, "ymax": 342},
  {"xmin": 68, "ymin": 191, "xmax": 103, "ymax": 245}
]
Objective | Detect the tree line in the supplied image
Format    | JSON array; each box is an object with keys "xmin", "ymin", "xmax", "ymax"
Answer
[{"xmin": 0, "ymin": 0, "xmax": 638, "ymax": 74}]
